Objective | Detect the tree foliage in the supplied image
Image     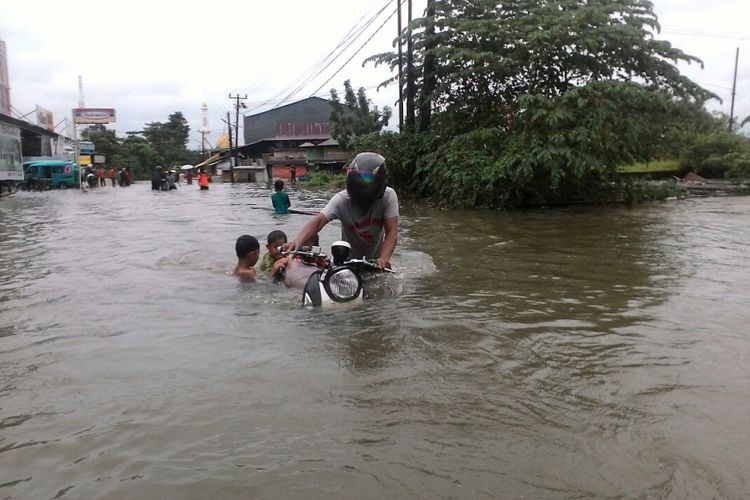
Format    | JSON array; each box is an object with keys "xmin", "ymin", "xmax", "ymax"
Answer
[
  {"xmin": 329, "ymin": 80, "xmax": 392, "ymax": 149},
  {"xmin": 85, "ymin": 111, "xmax": 201, "ymax": 180},
  {"xmin": 140, "ymin": 112, "xmax": 192, "ymax": 167},
  {"xmin": 356, "ymin": 0, "xmax": 729, "ymax": 207},
  {"xmin": 680, "ymin": 132, "xmax": 750, "ymax": 179},
  {"xmin": 369, "ymin": 0, "xmax": 714, "ymax": 135}
]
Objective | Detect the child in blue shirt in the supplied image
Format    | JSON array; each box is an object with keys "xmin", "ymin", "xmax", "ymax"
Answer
[{"xmin": 271, "ymin": 179, "xmax": 291, "ymax": 214}]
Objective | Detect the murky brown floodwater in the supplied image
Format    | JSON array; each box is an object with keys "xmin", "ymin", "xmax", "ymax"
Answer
[{"xmin": 1, "ymin": 183, "xmax": 749, "ymax": 498}]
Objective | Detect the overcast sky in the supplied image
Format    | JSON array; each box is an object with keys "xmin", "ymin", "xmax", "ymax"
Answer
[{"xmin": 1, "ymin": 0, "xmax": 748, "ymax": 149}]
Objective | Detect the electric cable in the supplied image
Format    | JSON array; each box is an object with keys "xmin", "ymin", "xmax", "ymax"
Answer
[
  {"xmin": 308, "ymin": 2, "xmax": 402, "ymax": 98},
  {"xmin": 271, "ymin": 0, "xmax": 394, "ymax": 109},
  {"xmin": 244, "ymin": 0, "xmax": 392, "ymax": 114}
]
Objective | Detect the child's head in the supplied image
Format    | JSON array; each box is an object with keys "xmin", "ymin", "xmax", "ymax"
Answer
[
  {"xmin": 266, "ymin": 229, "xmax": 287, "ymax": 259},
  {"xmin": 274, "ymin": 179, "xmax": 284, "ymax": 192},
  {"xmin": 236, "ymin": 235, "xmax": 260, "ymax": 265}
]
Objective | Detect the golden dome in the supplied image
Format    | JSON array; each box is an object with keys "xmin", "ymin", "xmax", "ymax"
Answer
[{"xmin": 215, "ymin": 134, "xmax": 229, "ymax": 149}]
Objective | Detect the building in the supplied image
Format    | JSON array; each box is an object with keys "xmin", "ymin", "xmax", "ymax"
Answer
[
  {"xmin": 1, "ymin": 112, "xmax": 76, "ymax": 191},
  {"xmin": 238, "ymin": 96, "xmax": 349, "ymax": 181},
  {"xmin": 0, "ymin": 38, "xmax": 76, "ymax": 195}
]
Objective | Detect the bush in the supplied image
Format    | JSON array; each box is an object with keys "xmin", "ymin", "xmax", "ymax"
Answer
[
  {"xmin": 304, "ymin": 170, "xmax": 346, "ymax": 190},
  {"xmin": 349, "ymin": 131, "xmax": 428, "ymax": 193},
  {"xmin": 619, "ymin": 179, "xmax": 682, "ymax": 205},
  {"xmin": 680, "ymin": 132, "xmax": 750, "ymax": 178}
]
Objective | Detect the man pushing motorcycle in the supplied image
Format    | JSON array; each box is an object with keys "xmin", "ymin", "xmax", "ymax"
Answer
[{"xmin": 283, "ymin": 152, "xmax": 399, "ymax": 270}]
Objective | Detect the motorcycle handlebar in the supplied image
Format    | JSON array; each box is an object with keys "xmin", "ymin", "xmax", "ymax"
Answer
[{"xmin": 279, "ymin": 247, "xmax": 394, "ymax": 273}]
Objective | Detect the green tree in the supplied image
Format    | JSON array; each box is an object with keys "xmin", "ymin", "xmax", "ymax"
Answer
[
  {"xmin": 360, "ymin": 0, "xmax": 718, "ymax": 207},
  {"xmin": 114, "ymin": 135, "xmax": 162, "ymax": 180},
  {"xmin": 368, "ymin": 0, "xmax": 714, "ymax": 135},
  {"xmin": 329, "ymin": 80, "xmax": 392, "ymax": 149},
  {"xmin": 82, "ymin": 124, "xmax": 121, "ymax": 163},
  {"xmin": 680, "ymin": 131, "xmax": 750, "ymax": 178},
  {"xmin": 140, "ymin": 112, "xmax": 192, "ymax": 167}
]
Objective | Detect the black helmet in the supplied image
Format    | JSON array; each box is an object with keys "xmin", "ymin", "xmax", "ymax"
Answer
[{"xmin": 346, "ymin": 152, "xmax": 387, "ymax": 211}]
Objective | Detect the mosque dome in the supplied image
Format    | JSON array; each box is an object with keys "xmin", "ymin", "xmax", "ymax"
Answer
[{"xmin": 215, "ymin": 134, "xmax": 229, "ymax": 149}]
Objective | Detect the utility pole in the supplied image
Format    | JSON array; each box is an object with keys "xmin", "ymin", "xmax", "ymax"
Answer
[
  {"xmin": 405, "ymin": 0, "xmax": 415, "ymax": 130},
  {"xmin": 419, "ymin": 0, "xmax": 436, "ymax": 133},
  {"xmin": 729, "ymin": 47, "xmax": 739, "ymax": 133},
  {"xmin": 226, "ymin": 111, "xmax": 234, "ymax": 183},
  {"xmin": 229, "ymin": 93, "xmax": 247, "ymax": 159},
  {"xmin": 397, "ymin": 0, "xmax": 404, "ymax": 131}
]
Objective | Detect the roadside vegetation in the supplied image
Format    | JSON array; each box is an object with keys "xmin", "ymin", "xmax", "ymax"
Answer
[
  {"xmin": 303, "ymin": 170, "xmax": 346, "ymax": 190},
  {"xmin": 329, "ymin": 0, "xmax": 750, "ymax": 208},
  {"xmin": 83, "ymin": 0, "xmax": 750, "ymax": 207},
  {"xmin": 82, "ymin": 112, "xmax": 201, "ymax": 181}
]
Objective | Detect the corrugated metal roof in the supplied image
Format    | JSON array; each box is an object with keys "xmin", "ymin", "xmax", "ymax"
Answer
[
  {"xmin": 317, "ymin": 138, "xmax": 340, "ymax": 147},
  {"xmin": 195, "ymin": 152, "xmax": 226, "ymax": 168}
]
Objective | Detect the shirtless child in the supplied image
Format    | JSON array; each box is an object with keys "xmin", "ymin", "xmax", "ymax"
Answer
[{"xmin": 233, "ymin": 235, "xmax": 260, "ymax": 280}]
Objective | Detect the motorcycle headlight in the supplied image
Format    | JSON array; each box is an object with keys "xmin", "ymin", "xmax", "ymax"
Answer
[{"xmin": 323, "ymin": 268, "xmax": 362, "ymax": 302}]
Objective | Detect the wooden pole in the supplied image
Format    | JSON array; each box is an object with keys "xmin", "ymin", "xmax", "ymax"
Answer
[{"xmin": 227, "ymin": 111, "xmax": 234, "ymax": 183}]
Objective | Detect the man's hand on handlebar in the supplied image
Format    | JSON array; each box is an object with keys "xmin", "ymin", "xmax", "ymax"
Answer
[
  {"xmin": 282, "ymin": 240, "xmax": 298, "ymax": 253},
  {"xmin": 376, "ymin": 257, "xmax": 391, "ymax": 270}
]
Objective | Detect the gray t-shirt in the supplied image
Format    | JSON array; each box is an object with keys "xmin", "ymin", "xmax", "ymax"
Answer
[{"xmin": 320, "ymin": 187, "xmax": 399, "ymax": 259}]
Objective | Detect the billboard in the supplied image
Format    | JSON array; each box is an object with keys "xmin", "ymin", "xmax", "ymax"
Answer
[
  {"xmin": 73, "ymin": 108, "xmax": 116, "ymax": 124},
  {"xmin": 36, "ymin": 105, "xmax": 54, "ymax": 131},
  {"xmin": 0, "ymin": 121, "xmax": 23, "ymax": 181}
]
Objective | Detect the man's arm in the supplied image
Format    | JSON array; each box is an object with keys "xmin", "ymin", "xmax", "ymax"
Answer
[
  {"xmin": 377, "ymin": 216, "xmax": 399, "ymax": 269},
  {"xmin": 286, "ymin": 213, "xmax": 329, "ymax": 251}
]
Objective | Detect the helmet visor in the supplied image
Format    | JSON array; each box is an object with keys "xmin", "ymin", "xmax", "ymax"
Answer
[{"xmin": 347, "ymin": 170, "xmax": 384, "ymax": 210}]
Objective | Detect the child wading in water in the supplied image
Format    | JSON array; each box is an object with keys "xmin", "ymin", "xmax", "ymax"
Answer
[
  {"xmin": 234, "ymin": 235, "xmax": 260, "ymax": 280},
  {"xmin": 260, "ymin": 230, "xmax": 290, "ymax": 281},
  {"xmin": 271, "ymin": 179, "xmax": 291, "ymax": 214}
]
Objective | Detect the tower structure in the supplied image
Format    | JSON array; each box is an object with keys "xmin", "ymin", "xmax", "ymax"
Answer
[
  {"xmin": 200, "ymin": 102, "xmax": 211, "ymax": 152},
  {"xmin": 0, "ymin": 39, "xmax": 11, "ymax": 115},
  {"xmin": 78, "ymin": 75, "xmax": 85, "ymax": 108}
]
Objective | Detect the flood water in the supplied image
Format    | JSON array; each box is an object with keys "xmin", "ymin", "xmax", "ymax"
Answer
[{"xmin": 1, "ymin": 182, "xmax": 749, "ymax": 498}]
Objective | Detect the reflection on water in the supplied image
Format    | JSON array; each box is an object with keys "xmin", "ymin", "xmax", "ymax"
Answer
[{"xmin": 1, "ymin": 184, "xmax": 749, "ymax": 498}]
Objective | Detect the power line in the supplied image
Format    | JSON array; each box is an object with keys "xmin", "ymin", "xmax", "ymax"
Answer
[
  {"xmin": 661, "ymin": 26, "xmax": 750, "ymax": 42},
  {"xmin": 308, "ymin": 2, "xmax": 402, "ymax": 98},
  {"xmin": 193, "ymin": 79, "xmax": 389, "ymax": 146},
  {"xmin": 272, "ymin": 0, "xmax": 394, "ymax": 109},
  {"xmin": 244, "ymin": 0, "xmax": 392, "ymax": 114},
  {"xmin": 694, "ymin": 80, "xmax": 734, "ymax": 92}
]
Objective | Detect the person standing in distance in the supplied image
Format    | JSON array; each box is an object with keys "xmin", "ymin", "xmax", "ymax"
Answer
[
  {"xmin": 198, "ymin": 168, "xmax": 210, "ymax": 191},
  {"xmin": 271, "ymin": 179, "xmax": 291, "ymax": 214},
  {"xmin": 284, "ymin": 152, "xmax": 398, "ymax": 269}
]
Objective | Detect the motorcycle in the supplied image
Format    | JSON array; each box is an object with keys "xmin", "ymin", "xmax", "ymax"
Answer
[{"xmin": 283, "ymin": 240, "xmax": 392, "ymax": 307}]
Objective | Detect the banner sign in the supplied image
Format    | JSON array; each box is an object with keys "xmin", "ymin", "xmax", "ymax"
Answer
[
  {"xmin": 73, "ymin": 108, "xmax": 116, "ymax": 124},
  {"xmin": 36, "ymin": 105, "xmax": 54, "ymax": 131},
  {"xmin": 0, "ymin": 122, "xmax": 23, "ymax": 180},
  {"xmin": 79, "ymin": 141, "xmax": 95, "ymax": 154}
]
